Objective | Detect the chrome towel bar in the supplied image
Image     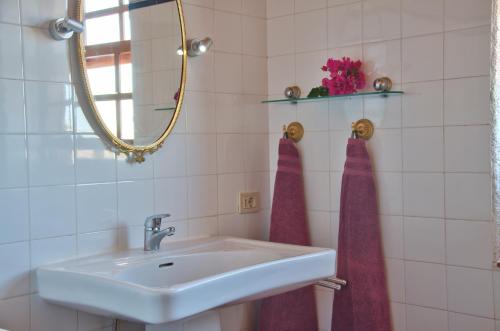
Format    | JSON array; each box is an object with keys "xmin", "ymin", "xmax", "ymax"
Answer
[{"xmin": 317, "ymin": 277, "xmax": 347, "ymax": 291}]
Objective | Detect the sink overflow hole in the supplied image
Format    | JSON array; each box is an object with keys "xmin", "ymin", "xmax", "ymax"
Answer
[{"xmin": 159, "ymin": 262, "xmax": 174, "ymax": 268}]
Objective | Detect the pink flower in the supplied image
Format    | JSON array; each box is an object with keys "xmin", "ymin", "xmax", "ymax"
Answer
[{"xmin": 320, "ymin": 57, "xmax": 366, "ymax": 96}]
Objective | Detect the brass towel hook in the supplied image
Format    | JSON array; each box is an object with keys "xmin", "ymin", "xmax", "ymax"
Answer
[
  {"xmin": 283, "ymin": 122, "xmax": 304, "ymax": 143},
  {"xmin": 351, "ymin": 119, "xmax": 374, "ymax": 140}
]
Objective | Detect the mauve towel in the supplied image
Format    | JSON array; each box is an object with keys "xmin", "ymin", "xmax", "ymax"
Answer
[
  {"xmin": 331, "ymin": 138, "xmax": 391, "ymax": 331},
  {"xmin": 258, "ymin": 138, "xmax": 318, "ymax": 331}
]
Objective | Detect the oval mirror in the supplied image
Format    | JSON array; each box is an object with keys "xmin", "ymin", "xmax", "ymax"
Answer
[{"xmin": 75, "ymin": 0, "xmax": 186, "ymax": 162}]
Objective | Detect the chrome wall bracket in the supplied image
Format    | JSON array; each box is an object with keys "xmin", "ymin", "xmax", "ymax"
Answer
[
  {"xmin": 49, "ymin": 17, "xmax": 85, "ymax": 40},
  {"xmin": 317, "ymin": 277, "xmax": 347, "ymax": 291}
]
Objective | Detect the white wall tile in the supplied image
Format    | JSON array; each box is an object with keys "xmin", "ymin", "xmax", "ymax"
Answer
[
  {"xmin": 219, "ymin": 213, "xmax": 249, "ymax": 237},
  {"xmin": 362, "ymin": 0, "xmax": 401, "ymax": 42},
  {"xmin": 0, "ymin": 295, "xmax": 30, "ymax": 331},
  {"xmin": 22, "ymin": 27, "xmax": 70, "ymax": 82},
  {"xmin": 77, "ymin": 183, "xmax": 117, "ymax": 233},
  {"xmin": 268, "ymin": 55, "xmax": 295, "ymax": 95},
  {"xmin": 20, "ymin": 0, "xmax": 67, "ymax": 28},
  {"xmin": 364, "ymin": 92, "xmax": 402, "ymax": 129},
  {"xmin": 444, "ymin": 76, "xmax": 491, "ymax": 126},
  {"xmin": 364, "ymin": 39, "xmax": 402, "ymax": 85},
  {"xmin": 402, "ymin": 0, "xmax": 444, "ymax": 37},
  {"xmin": 403, "ymin": 127, "xmax": 444, "ymax": 172},
  {"xmin": 295, "ymin": 50, "xmax": 328, "ymax": 93},
  {"xmin": 444, "ymin": 26, "xmax": 490, "ymax": 79},
  {"xmin": 0, "ymin": 79, "xmax": 25, "ymax": 134},
  {"xmin": 217, "ymin": 134, "xmax": 245, "ymax": 173},
  {"xmin": 403, "ymin": 173, "xmax": 444, "ymax": 218},
  {"xmin": 0, "ymin": 135, "xmax": 27, "ymax": 189},
  {"xmin": 445, "ymin": 125, "xmax": 490, "ymax": 172},
  {"xmin": 406, "ymin": 305, "xmax": 448, "ymax": 331},
  {"xmin": 218, "ymin": 173, "xmax": 246, "ymax": 214},
  {"xmin": 376, "ymin": 172, "xmax": 403, "ymax": 216},
  {"xmin": 404, "ymin": 217, "xmax": 446, "ymax": 263},
  {"xmin": 0, "ymin": 23, "xmax": 22, "ymax": 79},
  {"xmin": 0, "ymin": 0, "xmax": 20, "ymax": 24},
  {"xmin": 297, "ymin": 101, "xmax": 329, "ymax": 132},
  {"xmin": 117, "ymin": 180, "xmax": 155, "ymax": 227},
  {"xmin": 242, "ymin": 0, "xmax": 266, "ymax": 17},
  {"xmin": 391, "ymin": 302, "xmax": 406, "ymax": 331},
  {"xmin": 214, "ymin": 11, "xmax": 242, "ymax": 53},
  {"xmin": 446, "ymin": 220, "xmax": 494, "ymax": 269},
  {"xmin": 154, "ymin": 177, "xmax": 188, "ymax": 221},
  {"xmin": 77, "ymin": 230, "xmax": 117, "ymax": 257},
  {"xmin": 30, "ymin": 236, "xmax": 77, "ymax": 292},
  {"xmin": 381, "ymin": 215, "xmax": 404, "ymax": 259},
  {"xmin": 447, "ymin": 266, "xmax": 494, "ymax": 318},
  {"xmin": 188, "ymin": 175, "xmax": 218, "ymax": 218},
  {"xmin": 367, "ymin": 128, "xmax": 402, "ymax": 172},
  {"xmin": 28, "ymin": 134, "xmax": 74, "ymax": 186},
  {"xmin": 402, "ymin": 34, "xmax": 444, "ymax": 83},
  {"xmin": 183, "ymin": 91, "xmax": 216, "ymax": 133},
  {"xmin": 307, "ymin": 211, "xmax": 332, "ymax": 247},
  {"xmin": 0, "ymin": 188, "xmax": 29, "ymax": 244},
  {"xmin": 0, "ymin": 241, "xmax": 30, "ymax": 299},
  {"xmin": 445, "ymin": 173, "xmax": 491, "ymax": 221},
  {"xmin": 186, "ymin": 134, "xmax": 217, "ymax": 176},
  {"xmin": 386, "ymin": 258, "xmax": 406, "ymax": 302},
  {"xmin": 295, "ymin": 10, "xmax": 327, "ymax": 52},
  {"xmin": 75, "ymin": 135, "xmax": 117, "ymax": 184},
  {"xmin": 405, "ymin": 261, "xmax": 448, "ymax": 309},
  {"xmin": 299, "ymin": 131, "xmax": 330, "ymax": 172},
  {"xmin": 215, "ymin": 53, "xmax": 242, "ymax": 94},
  {"xmin": 25, "ymin": 81, "xmax": 72, "ymax": 134},
  {"xmin": 448, "ymin": 313, "xmax": 495, "ymax": 331},
  {"xmin": 244, "ymin": 134, "xmax": 269, "ymax": 172},
  {"xmin": 304, "ymin": 171, "xmax": 331, "ymax": 211},
  {"xmin": 267, "ymin": 0, "xmax": 294, "ymax": 18},
  {"xmin": 30, "ymin": 185, "xmax": 76, "ymax": 239},
  {"xmin": 402, "ymin": 80, "xmax": 444, "ymax": 127},
  {"xmin": 267, "ymin": 16, "xmax": 295, "ymax": 57},
  {"xmin": 153, "ymin": 134, "xmax": 187, "ymax": 178},
  {"xmin": 30, "ymin": 294, "xmax": 77, "ymax": 331},
  {"xmin": 242, "ymin": 16, "xmax": 267, "ymax": 56},
  {"xmin": 215, "ymin": 93, "xmax": 244, "ymax": 134},
  {"xmin": 243, "ymin": 56, "xmax": 268, "ymax": 95},
  {"xmin": 444, "ymin": 0, "xmax": 491, "ymax": 31},
  {"xmin": 327, "ymin": 3, "xmax": 362, "ymax": 47}
]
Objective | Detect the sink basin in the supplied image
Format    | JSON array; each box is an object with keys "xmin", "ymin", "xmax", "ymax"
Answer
[{"xmin": 37, "ymin": 236, "xmax": 336, "ymax": 324}]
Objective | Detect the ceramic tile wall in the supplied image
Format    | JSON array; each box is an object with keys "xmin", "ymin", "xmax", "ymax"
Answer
[
  {"xmin": 266, "ymin": 0, "xmax": 496, "ymax": 330},
  {"xmin": 0, "ymin": 0, "xmax": 268, "ymax": 330}
]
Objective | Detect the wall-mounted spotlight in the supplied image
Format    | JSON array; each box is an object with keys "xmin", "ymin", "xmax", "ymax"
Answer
[
  {"xmin": 49, "ymin": 17, "xmax": 85, "ymax": 40},
  {"xmin": 177, "ymin": 37, "xmax": 213, "ymax": 57}
]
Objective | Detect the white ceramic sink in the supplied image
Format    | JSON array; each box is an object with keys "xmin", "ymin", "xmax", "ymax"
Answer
[{"xmin": 37, "ymin": 236, "xmax": 336, "ymax": 324}]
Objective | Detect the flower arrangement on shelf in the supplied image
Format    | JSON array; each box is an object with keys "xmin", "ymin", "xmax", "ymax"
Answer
[{"xmin": 308, "ymin": 57, "xmax": 366, "ymax": 98}]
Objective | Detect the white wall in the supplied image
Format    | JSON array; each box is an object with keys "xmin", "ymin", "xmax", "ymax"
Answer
[
  {"xmin": 266, "ymin": 0, "xmax": 496, "ymax": 330},
  {"xmin": 0, "ymin": 0, "xmax": 268, "ymax": 330}
]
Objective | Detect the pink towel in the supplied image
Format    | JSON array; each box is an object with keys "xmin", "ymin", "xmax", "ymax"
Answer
[
  {"xmin": 331, "ymin": 138, "xmax": 391, "ymax": 331},
  {"xmin": 258, "ymin": 138, "xmax": 318, "ymax": 331}
]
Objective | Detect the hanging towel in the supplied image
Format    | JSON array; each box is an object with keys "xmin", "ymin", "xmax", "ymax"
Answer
[
  {"xmin": 258, "ymin": 138, "xmax": 318, "ymax": 331},
  {"xmin": 331, "ymin": 138, "xmax": 391, "ymax": 331}
]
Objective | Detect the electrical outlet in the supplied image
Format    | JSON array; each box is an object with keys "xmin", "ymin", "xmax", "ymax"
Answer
[{"xmin": 239, "ymin": 192, "xmax": 260, "ymax": 214}]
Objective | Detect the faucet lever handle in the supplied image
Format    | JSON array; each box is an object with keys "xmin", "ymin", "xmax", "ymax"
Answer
[{"xmin": 144, "ymin": 214, "xmax": 171, "ymax": 231}]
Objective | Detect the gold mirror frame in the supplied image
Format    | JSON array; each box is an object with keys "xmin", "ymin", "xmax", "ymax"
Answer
[
  {"xmin": 492, "ymin": 0, "xmax": 500, "ymax": 265},
  {"xmin": 74, "ymin": 0, "xmax": 187, "ymax": 163}
]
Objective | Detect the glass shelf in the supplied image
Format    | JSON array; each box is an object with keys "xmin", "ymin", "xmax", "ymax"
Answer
[
  {"xmin": 262, "ymin": 91, "xmax": 404, "ymax": 104},
  {"xmin": 155, "ymin": 107, "xmax": 176, "ymax": 111}
]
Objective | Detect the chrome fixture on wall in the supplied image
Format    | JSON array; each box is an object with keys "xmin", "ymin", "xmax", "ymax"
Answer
[
  {"xmin": 49, "ymin": 17, "xmax": 85, "ymax": 40},
  {"xmin": 178, "ymin": 37, "xmax": 213, "ymax": 57}
]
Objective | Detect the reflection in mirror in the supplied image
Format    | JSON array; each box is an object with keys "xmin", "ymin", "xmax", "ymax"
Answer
[{"xmin": 80, "ymin": 0, "xmax": 184, "ymax": 150}]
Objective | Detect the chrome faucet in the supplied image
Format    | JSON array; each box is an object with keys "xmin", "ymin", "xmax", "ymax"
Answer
[{"xmin": 144, "ymin": 214, "xmax": 175, "ymax": 251}]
